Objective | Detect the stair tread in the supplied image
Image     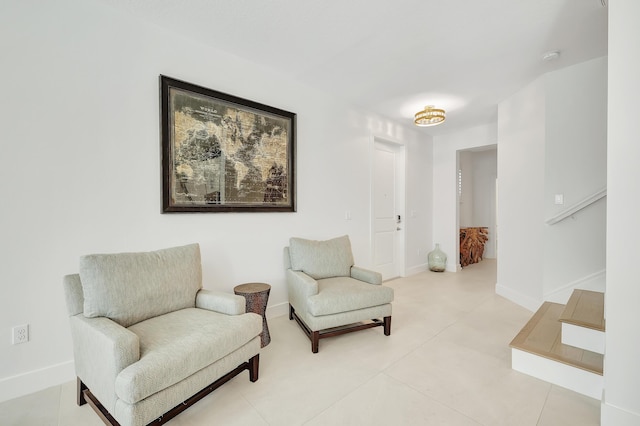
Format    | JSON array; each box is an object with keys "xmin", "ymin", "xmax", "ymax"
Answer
[
  {"xmin": 510, "ymin": 302, "xmax": 603, "ymax": 375},
  {"xmin": 559, "ymin": 289, "xmax": 605, "ymax": 331}
]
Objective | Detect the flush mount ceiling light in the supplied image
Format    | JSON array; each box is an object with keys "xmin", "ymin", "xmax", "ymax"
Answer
[{"xmin": 414, "ymin": 105, "xmax": 446, "ymax": 127}]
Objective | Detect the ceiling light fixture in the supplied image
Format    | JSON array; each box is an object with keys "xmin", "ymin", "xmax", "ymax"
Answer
[{"xmin": 414, "ymin": 105, "xmax": 446, "ymax": 127}]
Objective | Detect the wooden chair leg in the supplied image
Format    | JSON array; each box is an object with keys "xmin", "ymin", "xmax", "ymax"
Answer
[
  {"xmin": 311, "ymin": 331, "xmax": 319, "ymax": 353},
  {"xmin": 384, "ymin": 316, "xmax": 392, "ymax": 336},
  {"xmin": 248, "ymin": 354, "xmax": 260, "ymax": 382},
  {"xmin": 77, "ymin": 377, "xmax": 87, "ymax": 406}
]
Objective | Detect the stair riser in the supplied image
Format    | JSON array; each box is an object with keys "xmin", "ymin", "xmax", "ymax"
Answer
[
  {"xmin": 511, "ymin": 349, "xmax": 603, "ymax": 400},
  {"xmin": 561, "ymin": 323, "xmax": 605, "ymax": 354}
]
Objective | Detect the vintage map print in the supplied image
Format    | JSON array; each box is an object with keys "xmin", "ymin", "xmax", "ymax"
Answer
[{"xmin": 161, "ymin": 76, "xmax": 296, "ymax": 212}]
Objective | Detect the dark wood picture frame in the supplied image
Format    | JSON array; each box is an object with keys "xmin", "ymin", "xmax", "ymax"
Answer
[{"xmin": 160, "ymin": 76, "xmax": 296, "ymax": 213}]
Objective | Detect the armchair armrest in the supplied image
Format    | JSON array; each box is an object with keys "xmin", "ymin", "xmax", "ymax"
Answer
[
  {"xmin": 196, "ymin": 289, "xmax": 246, "ymax": 315},
  {"xmin": 286, "ymin": 269, "xmax": 319, "ymax": 312},
  {"xmin": 351, "ymin": 266, "xmax": 382, "ymax": 285},
  {"xmin": 70, "ymin": 314, "xmax": 139, "ymax": 412}
]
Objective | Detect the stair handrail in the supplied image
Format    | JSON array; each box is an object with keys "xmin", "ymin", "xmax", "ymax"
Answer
[{"xmin": 545, "ymin": 187, "xmax": 607, "ymax": 226}]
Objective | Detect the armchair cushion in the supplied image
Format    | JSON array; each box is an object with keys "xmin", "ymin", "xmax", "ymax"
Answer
[
  {"xmin": 307, "ymin": 277, "xmax": 394, "ymax": 316},
  {"xmin": 289, "ymin": 235, "xmax": 354, "ymax": 280},
  {"xmin": 116, "ymin": 308, "xmax": 261, "ymax": 404},
  {"xmin": 79, "ymin": 244, "xmax": 202, "ymax": 327}
]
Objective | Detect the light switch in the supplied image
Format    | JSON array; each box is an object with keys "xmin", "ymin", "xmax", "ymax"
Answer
[{"xmin": 554, "ymin": 194, "xmax": 564, "ymax": 205}]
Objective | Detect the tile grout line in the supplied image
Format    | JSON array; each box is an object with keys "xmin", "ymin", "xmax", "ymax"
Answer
[{"xmin": 535, "ymin": 385, "xmax": 553, "ymax": 426}]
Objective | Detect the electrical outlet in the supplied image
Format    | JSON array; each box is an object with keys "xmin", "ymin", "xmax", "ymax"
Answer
[{"xmin": 12, "ymin": 324, "xmax": 29, "ymax": 345}]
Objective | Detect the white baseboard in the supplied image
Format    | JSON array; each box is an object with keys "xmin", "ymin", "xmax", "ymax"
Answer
[
  {"xmin": 0, "ymin": 360, "xmax": 75, "ymax": 403},
  {"xmin": 512, "ymin": 348, "xmax": 603, "ymax": 399},
  {"xmin": 601, "ymin": 401, "xmax": 640, "ymax": 426},
  {"xmin": 544, "ymin": 269, "xmax": 606, "ymax": 304},
  {"xmin": 0, "ymin": 305, "xmax": 289, "ymax": 404},
  {"xmin": 266, "ymin": 301, "xmax": 289, "ymax": 319},
  {"xmin": 0, "ymin": 303, "xmax": 288, "ymax": 405},
  {"xmin": 495, "ymin": 283, "xmax": 540, "ymax": 312},
  {"xmin": 405, "ymin": 263, "xmax": 428, "ymax": 276},
  {"xmin": 446, "ymin": 263, "xmax": 460, "ymax": 273}
]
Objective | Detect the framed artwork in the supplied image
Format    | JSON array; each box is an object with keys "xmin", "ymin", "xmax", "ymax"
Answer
[{"xmin": 160, "ymin": 75, "xmax": 296, "ymax": 213}]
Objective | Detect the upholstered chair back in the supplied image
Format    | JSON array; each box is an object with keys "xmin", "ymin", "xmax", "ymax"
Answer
[
  {"xmin": 76, "ymin": 243, "xmax": 202, "ymax": 327},
  {"xmin": 287, "ymin": 235, "xmax": 354, "ymax": 280}
]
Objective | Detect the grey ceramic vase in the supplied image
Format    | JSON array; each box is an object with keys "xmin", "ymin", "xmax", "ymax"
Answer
[{"xmin": 428, "ymin": 243, "xmax": 447, "ymax": 272}]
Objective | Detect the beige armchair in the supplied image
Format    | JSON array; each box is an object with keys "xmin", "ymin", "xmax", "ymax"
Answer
[
  {"xmin": 63, "ymin": 243, "xmax": 262, "ymax": 426},
  {"xmin": 284, "ymin": 235, "xmax": 394, "ymax": 353}
]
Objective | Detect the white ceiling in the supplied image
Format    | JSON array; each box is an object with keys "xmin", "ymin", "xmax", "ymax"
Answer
[{"xmin": 99, "ymin": 0, "xmax": 608, "ymax": 136}]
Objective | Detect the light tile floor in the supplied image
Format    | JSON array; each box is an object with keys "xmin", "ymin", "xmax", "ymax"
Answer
[{"xmin": 0, "ymin": 259, "xmax": 601, "ymax": 425}]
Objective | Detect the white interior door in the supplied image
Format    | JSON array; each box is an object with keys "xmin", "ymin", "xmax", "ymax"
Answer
[{"xmin": 372, "ymin": 140, "xmax": 404, "ymax": 280}]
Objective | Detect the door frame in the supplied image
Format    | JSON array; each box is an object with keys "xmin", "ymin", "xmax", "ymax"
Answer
[{"xmin": 370, "ymin": 134, "xmax": 406, "ymax": 279}]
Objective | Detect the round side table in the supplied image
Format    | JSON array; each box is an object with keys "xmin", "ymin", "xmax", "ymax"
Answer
[{"xmin": 234, "ymin": 283, "xmax": 271, "ymax": 347}]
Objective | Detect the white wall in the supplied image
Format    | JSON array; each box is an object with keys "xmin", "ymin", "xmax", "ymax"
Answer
[
  {"xmin": 496, "ymin": 77, "xmax": 546, "ymax": 311},
  {"xmin": 458, "ymin": 151, "xmax": 474, "ymax": 227},
  {"xmin": 496, "ymin": 57, "xmax": 607, "ymax": 311},
  {"xmin": 0, "ymin": 0, "xmax": 432, "ymax": 401},
  {"xmin": 470, "ymin": 149, "xmax": 497, "ymax": 259},
  {"xmin": 603, "ymin": 1, "xmax": 640, "ymax": 424},
  {"xmin": 432, "ymin": 124, "xmax": 497, "ymax": 272},
  {"xmin": 458, "ymin": 149, "xmax": 497, "ymax": 259},
  {"xmin": 543, "ymin": 57, "xmax": 607, "ymax": 299},
  {"xmin": 405, "ymin": 136, "xmax": 434, "ymax": 275}
]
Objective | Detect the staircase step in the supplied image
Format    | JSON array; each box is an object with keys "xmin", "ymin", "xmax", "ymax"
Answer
[
  {"xmin": 561, "ymin": 322, "xmax": 605, "ymax": 354},
  {"xmin": 510, "ymin": 302, "xmax": 603, "ymax": 374},
  {"xmin": 558, "ymin": 289, "xmax": 605, "ymax": 331},
  {"xmin": 559, "ymin": 290, "xmax": 605, "ymax": 354},
  {"xmin": 510, "ymin": 302, "xmax": 603, "ymax": 399}
]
